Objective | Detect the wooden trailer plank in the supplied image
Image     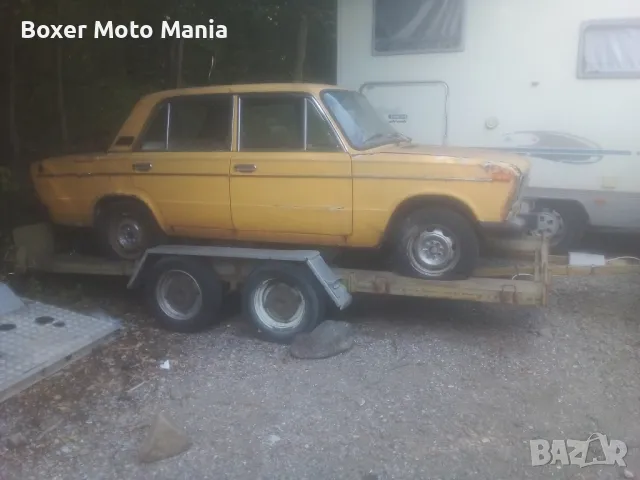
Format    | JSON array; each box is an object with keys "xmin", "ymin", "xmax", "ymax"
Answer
[
  {"xmin": 474, "ymin": 260, "xmax": 640, "ymax": 278},
  {"xmin": 335, "ymin": 268, "xmax": 545, "ymax": 306}
]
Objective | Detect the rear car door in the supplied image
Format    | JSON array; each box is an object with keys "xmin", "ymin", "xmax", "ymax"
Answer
[
  {"xmin": 230, "ymin": 93, "xmax": 353, "ymax": 237},
  {"xmin": 131, "ymin": 94, "xmax": 233, "ymax": 237}
]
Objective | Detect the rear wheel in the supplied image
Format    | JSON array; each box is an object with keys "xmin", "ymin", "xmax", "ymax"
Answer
[
  {"xmin": 144, "ymin": 256, "xmax": 224, "ymax": 333},
  {"xmin": 99, "ymin": 200, "xmax": 163, "ymax": 260},
  {"xmin": 242, "ymin": 262, "xmax": 326, "ymax": 343},
  {"xmin": 392, "ymin": 207, "xmax": 479, "ymax": 280}
]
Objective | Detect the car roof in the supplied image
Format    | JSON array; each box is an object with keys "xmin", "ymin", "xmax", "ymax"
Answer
[{"xmin": 142, "ymin": 83, "xmax": 344, "ymax": 102}]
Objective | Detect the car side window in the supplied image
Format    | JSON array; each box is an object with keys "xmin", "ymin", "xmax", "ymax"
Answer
[
  {"xmin": 239, "ymin": 96, "xmax": 304, "ymax": 151},
  {"xmin": 139, "ymin": 95, "xmax": 232, "ymax": 152},
  {"xmin": 140, "ymin": 104, "xmax": 169, "ymax": 151},
  {"xmin": 305, "ymin": 99, "xmax": 342, "ymax": 152},
  {"xmin": 169, "ymin": 96, "xmax": 232, "ymax": 151}
]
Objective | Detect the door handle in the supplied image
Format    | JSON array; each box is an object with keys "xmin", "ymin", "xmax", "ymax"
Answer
[
  {"xmin": 133, "ymin": 162, "xmax": 152, "ymax": 172},
  {"xmin": 234, "ymin": 164, "xmax": 257, "ymax": 173}
]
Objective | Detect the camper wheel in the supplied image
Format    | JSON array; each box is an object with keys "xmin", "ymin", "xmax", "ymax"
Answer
[{"xmin": 530, "ymin": 200, "xmax": 588, "ymax": 254}]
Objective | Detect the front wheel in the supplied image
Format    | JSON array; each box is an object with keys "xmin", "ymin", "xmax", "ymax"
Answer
[{"xmin": 392, "ymin": 207, "xmax": 479, "ymax": 280}]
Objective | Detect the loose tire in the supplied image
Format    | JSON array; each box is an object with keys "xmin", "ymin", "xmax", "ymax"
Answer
[
  {"xmin": 528, "ymin": 200, "xmax": 587, "ymax": 254},
  {"xmin": 242, "ymin": 262, "xmax": 326, "ymax": 344},
  {"xmin": 145, "ymin": 256, "xmax": 223, "ymax": 333},
  {"xmin": 392, "ymin": 207, "xmax": 479, "ymax": 280},
  {"xmin": 100, "ymin": 200, "xmax": 163, "ymax": 260}
]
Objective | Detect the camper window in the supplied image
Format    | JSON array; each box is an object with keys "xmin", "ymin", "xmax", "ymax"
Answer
[
  {"xmin": 372, "ymin": 0, "xmax": 464, "ymax": 55},
  {"xmin": 579, "ymin": 20, "xmax": 640, "ymax": 78}
]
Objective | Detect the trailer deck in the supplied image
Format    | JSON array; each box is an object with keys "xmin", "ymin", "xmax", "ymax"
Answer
[
  {"xmin": 5, "ymin": 223, "xmax": 640, "ymax": 309},
  {"xmin": 6, "ymin": 225, "xmax": 551, "ymax": 307}
]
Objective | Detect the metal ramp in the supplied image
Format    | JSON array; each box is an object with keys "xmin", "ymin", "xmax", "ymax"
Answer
[{"xmin": 0, "ymin": 283, "xmax": 121, "ymax": 403}]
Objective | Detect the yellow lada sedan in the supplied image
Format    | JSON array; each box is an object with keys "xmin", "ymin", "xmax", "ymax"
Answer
[{"xmin": 31, "ymin": 83, "xmax": 533, "ymax": 280}]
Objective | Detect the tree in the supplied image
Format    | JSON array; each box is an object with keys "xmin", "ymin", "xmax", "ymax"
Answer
[
  {"xmin": 1, "ymin": 0, "xmax": 337, "ymax": 172},
  {"xmin": 292, "ymin": 5, "xmax": 308, "ymax": 82},
  {"xmin": 56, "ymin": 0, "xmax": 69, "ymax": 149}
]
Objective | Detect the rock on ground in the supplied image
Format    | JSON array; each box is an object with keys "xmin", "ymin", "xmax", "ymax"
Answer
[
  {"xmin": 6, "ymin": 432, "xmax": 27, "ymax": 450},
  {"xmin": 137, "ymin": 413, "xmax": 192, "ymax": 463},
  {"xmin": 290, "ymin": 320, "xmax": 355, "ymax": 359}
]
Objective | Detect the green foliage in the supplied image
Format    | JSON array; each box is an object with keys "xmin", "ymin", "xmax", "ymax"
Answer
[
  {"xmin": 0, "ymin": 167, "xmax": 18, "ymax": 194},
  {"xmin": 3, "ymin": 0, "xmax": 337, "ymax": 165}
]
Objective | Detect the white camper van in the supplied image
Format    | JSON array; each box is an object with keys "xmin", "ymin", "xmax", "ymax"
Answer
[{"xmin": 336, "ymin": 0, "xmax": 640, "ymax": 252}]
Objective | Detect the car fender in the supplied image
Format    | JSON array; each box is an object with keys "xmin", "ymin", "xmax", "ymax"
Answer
[{"xmin": 92, "ymin": 189, "xmax": 168, "ymax": 232}]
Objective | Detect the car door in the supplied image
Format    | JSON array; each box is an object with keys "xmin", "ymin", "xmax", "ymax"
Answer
[
  {"xmin": 230, "ymin": 93, "xmax": 353, "ymax": 237},
  {"xmin": 131, "ymin": 94, "xmax": 234, "ymax": 237}
]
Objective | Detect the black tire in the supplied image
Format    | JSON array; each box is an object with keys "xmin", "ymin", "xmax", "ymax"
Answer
[
  {"xmin": 99, "ymin": 200, "xmax": 164, "ymax": 260},
  {"xmin": 392, "ymin": 207, "xmax": 479, "ymax": 280},
  {"xmin": 144, "ymin": 256, "xmax": 223, "ymax": 333},
  {"xmin": 529, "ymin": 200, "xmax": 587, "ymax": 254},
  {"xmin": 242, "ymin": 262, "xmax": 326, "ymax": 344}
]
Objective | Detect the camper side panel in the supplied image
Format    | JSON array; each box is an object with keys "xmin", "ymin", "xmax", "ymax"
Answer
[{"xmin": 337, "ymin": 0, "xmax": 640, "ymax": 230}]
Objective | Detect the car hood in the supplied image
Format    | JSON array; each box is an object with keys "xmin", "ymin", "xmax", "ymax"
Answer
[{"xmin": 360, "ymin": 143, "xmax": 531, "ymax": 174}]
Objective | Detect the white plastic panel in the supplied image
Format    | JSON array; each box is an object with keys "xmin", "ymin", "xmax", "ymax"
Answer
[{"xmin": 0, "ymin": 300, "xmax": 121, "ymax": 403}]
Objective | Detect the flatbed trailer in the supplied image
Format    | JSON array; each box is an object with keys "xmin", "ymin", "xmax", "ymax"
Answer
[{"xmin": 5, "ymin": 223, "xmax": 640, "ymax": 342}]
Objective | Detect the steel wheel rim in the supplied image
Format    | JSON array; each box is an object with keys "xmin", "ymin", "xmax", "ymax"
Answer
[
  {"xmin": 155, "ymin": 270, "xmax": 203, "ymax": 321},
  {"xmin": 115, "ymin": 218, "xmax": 143, "ymax": 252},
  {"xmin": 529, "ymin": 208, "xmax": 565, "ymax": 246},
  {"xmin": 253, "ymin": 279, "xmax": 306, "ymax": 330},
  {"xmin": 407, "ymin": 225, "xmax": 461, "ymax": 276}
]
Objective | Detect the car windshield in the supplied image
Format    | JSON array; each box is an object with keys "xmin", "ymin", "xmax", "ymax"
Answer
[{"xmin": 321, "ymin": 90, "xmax": 405, "ymax": 150}]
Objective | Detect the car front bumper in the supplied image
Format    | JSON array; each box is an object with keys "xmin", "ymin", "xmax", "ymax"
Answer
[
  {"xmin": 480, "ymin": 213, "xmax": 538, "ymax": 237},
  {"xmin": 479, "ymin": 199, "xmax": 538, "ymax": 238}
]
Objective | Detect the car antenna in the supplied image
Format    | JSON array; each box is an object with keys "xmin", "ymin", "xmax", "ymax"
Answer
[{"xmin": 208, "ymin": 55, "xmax": 216, "ymax": 83}]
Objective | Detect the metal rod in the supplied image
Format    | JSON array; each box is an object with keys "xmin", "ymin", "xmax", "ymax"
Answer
[
  {"xmin": 165, "ymin": 102, "xmax": 172, "ymax": 150},
  {"xmin": 303, "ymin": 98, "xmax": 309, "ymax": 151}
]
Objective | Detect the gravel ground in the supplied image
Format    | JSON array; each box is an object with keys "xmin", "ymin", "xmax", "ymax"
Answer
[{"xmin": 1, "ymin": 237, "xmax": 640, "ymax": 480}]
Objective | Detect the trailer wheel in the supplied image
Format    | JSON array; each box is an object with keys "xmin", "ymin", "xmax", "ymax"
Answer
[
  {"xmin": 393, "ymin": 207, "xmax": 479, "ymax": 280},
  {"xmin": 145, "ymin": 257, "xmax": 223, "ymax": 333},
  {"xmin": 242, "ymin": 262, "xmax": 326, "ymax": 344}
]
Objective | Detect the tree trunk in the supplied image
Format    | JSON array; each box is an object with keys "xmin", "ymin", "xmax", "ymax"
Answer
[
  {"xmin": 176, "ymin": 37, "xmax": 185, "ymax": 87},
  {"xmin": 8, "ymin": 19, "xmax": 19, "ymax": 170},
  {"xmin": 168, "ymin": 38, "xmax": 176, "ymax": 87},
  {"xmin": 55, "ymin": 0, "xmax": 69, "ymax": 150},
  {"xmin": 56, "ymin": 41, "xmax": 69, "ymax": 150},
  {"xmin": 293, "ymin": 12, "xmax": 308, "ymax": 82}
]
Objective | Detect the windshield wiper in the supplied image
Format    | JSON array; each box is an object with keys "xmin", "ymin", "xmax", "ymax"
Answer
[
  {"xmin": 362, "ymin": 133, "xmax": 385, "ymax": 145},
  {"xmin": 389, "ymin": 132, "xmax": 412, "ymax": 143},
  {"xmin": 362, "ymin": 132, "xmax": 412, "ymax": 148}
]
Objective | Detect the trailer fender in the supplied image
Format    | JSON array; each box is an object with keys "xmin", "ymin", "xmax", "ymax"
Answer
[{"xmin": 126, "ymin": 244, "xmax": 353, "ymax": 310}]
